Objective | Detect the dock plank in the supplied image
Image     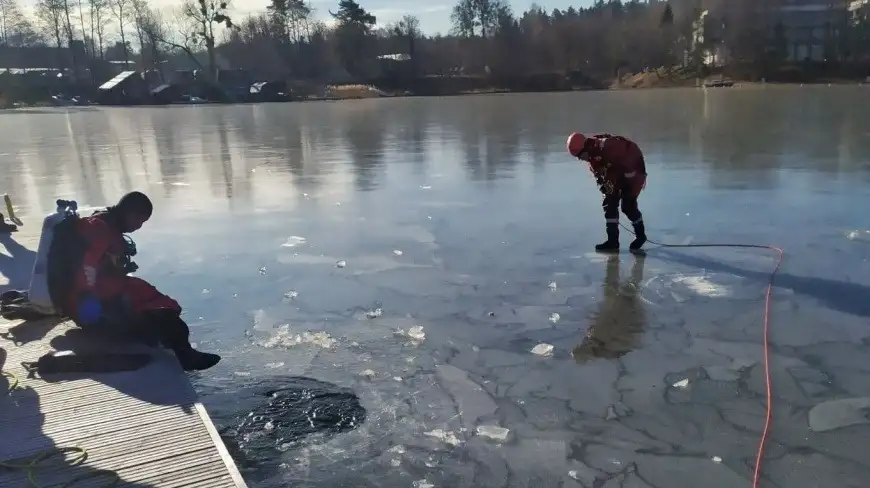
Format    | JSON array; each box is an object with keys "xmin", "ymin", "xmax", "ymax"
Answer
[
  {"xmin": 0, "ymin": 227, "xmax": 247, "ymax": 488},
  {"xmin": 1, "ymin": 319, "xmax": 248, "ymax": 488}
]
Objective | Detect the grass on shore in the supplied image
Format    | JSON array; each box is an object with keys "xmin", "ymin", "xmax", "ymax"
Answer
[{"xmin": 319, "ymin": 84, "xmax": 387, "ymax": 100}]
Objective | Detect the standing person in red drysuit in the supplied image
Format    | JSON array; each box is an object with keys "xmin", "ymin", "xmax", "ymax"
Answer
[
  {"xmin": 55, "ymin": 191, "xmax": 220, "ymax": 371},
  {"xmin": 566, "ymin": 132, "xmax": 648, "ymax": 252}
]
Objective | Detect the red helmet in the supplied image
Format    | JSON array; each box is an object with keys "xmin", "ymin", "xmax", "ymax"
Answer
[{"xmin": 566, "ymin": 132, "xmax": 586, "ymax": 157}]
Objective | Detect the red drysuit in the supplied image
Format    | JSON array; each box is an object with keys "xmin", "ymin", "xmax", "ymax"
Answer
[
  {"xmin": 581, "ymin": 134, "xmax": 647, "ymax": 197},
  {"xmin": 64, "ymin": 212, "xmax": 180, "ymax": 319}
]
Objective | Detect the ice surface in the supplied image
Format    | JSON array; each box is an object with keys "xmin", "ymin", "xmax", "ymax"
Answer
[
  {"xmin": 9, "ymin": 91, "xmax": 870, "ymax": 488},
  {"xmin": 435, "ymin": 365, "xmax": 498, "ymax": 427}
]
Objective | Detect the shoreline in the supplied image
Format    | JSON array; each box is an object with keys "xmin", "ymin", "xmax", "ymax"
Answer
[
  {"xmin": 2, "ymin": 79, "xmax": 866, "ymax": 110},
  {"xmin": 303, "ymin": 79, "xmax": 869, "ymax": 101}
]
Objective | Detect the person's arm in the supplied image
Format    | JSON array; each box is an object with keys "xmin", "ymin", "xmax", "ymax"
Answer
[{"xmin": 75, "ymin": 218, "xmax": 113, "ymax": 294}]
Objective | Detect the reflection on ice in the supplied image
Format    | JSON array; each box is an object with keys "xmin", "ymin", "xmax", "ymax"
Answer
[{"xmin": 281, "ymin": 236, "xmax": 307, "ymax": 248}]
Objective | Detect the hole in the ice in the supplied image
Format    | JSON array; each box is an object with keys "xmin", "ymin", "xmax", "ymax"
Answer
[{"xmin": 220, "ymin": 376, "xmax": 366, "ymax": 478}]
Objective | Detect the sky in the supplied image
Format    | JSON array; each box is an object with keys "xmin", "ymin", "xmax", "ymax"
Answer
[{"xmin": 21, "ymin": 0, "xmax": 596, "ymax": 37}]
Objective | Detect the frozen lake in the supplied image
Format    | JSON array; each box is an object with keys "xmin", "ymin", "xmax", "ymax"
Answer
[{"xmin": 2, "ymin": 87, "xmax": 870, "ymax": 487}]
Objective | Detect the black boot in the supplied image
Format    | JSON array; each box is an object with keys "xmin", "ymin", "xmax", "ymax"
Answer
[
  {"xmin": 595, "ymin": 223, "xmax": 620, "ymax": 252},
  {"xmin": 175, "ymin": 346, "xmax": 222, "ymax": 371},
  {"xmin": 629, "ymin": 222, "xmax": 647, "ymax": 252},
  {"xmin": 144, "ymin": 310, "xmax": 222, "ymax": 371}
]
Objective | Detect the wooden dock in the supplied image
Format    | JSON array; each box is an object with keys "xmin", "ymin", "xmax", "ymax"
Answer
[{"xmin": 0, "ymin": 223, "xmax": 248, "ymax": 487}]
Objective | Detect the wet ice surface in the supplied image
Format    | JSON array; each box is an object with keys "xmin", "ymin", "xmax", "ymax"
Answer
[{"xmin": 3, "ymin": 88, "xmax": 870, "ymax": 487}]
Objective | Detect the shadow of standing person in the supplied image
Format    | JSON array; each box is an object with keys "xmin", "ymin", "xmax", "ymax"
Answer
[
  {"xmin": 0, "ymin": 233, "xmax": 62, "ymax": 345},
  {"xmin": 0, "ymin": 345, "xmax": 158, "ymax": 487},
  {"xmin": 573, "ymin": 254, "xmax": 648, "ymax": 363},
  {"xmin": 0, "ymin": 232, "xmax": 36, "ymax": 295}
]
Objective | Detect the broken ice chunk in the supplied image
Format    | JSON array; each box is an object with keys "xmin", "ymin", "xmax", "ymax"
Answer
[
  {"xmin": 712, "ymin": 456, "xmax": 722, "ymax": 463},
  {"xmin": 846, "ymin": 230, "xmax": 870, "ymax": 240},
  {"xmin": 475, "ymin": 425, "xmax": 510, "ymax": 442},
  {"xmin": 531, "ymin": 343, "xmax": 554, "ymax": 357},
  {"xmin": 336, "ymin": 260, "xmax": 347, "ymax": 268},
  {"xmin": 358, "ymin": 369, "xmax": 376, "ymax": 379},
  {"xmin": 365, "ymin": 308, "xmax": 383, "ymax": 319},
  {"xmin": 424, "ymin": 429, "xmax": 462, "ymax": 446},
  {"xmin": 549, "ymin": 312, "xmax": 561, "ymax": 323},
  {"xmin": 283, "ymin": 290, "xmax": 299, "ymax": 299},
  {"xmin": 548, "ymin": 281, "xmax": 557, "ymax": 290},
  {"xmin": 672, "ymin": 378, "xmax": 690, "ymax": 389},
  {"xmin": 808, "ymin": 397, "xmax": 870, "ymax": 432},
  {"xmin": 257, "ymin": 325, "xmax": 337, "ymax": 349},
  {"xmin": 263, "ymin": 421, "xmax": 275, "ymax": 432},
  {"xmin": 394, "ymin": 326, "xmax": 425, "ymax": 345},
  {"xmin": 407, "ymin": 325, "xmax": 425, "ymax": 341},
  {"xmin": 393, "ymin": 249, "xmax": 403, "ymax": 256}
]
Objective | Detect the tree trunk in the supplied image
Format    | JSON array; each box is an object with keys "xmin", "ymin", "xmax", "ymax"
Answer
[
  {"xmin": 206, "ymin": 19, "xmax": 217, "ymax": 80},
  {"xmin": 120, "ymin": 26, "xmax": 128, "ymax": 64}
]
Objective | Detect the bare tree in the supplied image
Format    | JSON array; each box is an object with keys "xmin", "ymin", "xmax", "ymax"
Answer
[
  {"xmin": 109, "ymin": 0, "xmax": 130, "ymax": 63},
  {"xmin": 89, "ymin": 0, "xmax": 111, "ymax": 58},
  {"xmin": 59, "ymin": 0, "xmax": 75, "ymax": 47},
  {"xmin": 150, "ymin": 8, "xmax": 206, "ymax": 71},
  {"xmin": 131, "ymin": 0, "xmax": 167, "ymax": 76},
  {"xmin": 75, "ymin": 0, "xmax": 87, "ymax": 54},
  {"xmin": 131, "ymin": 0, "xmax": 148, "ymax": 64},
  {"xmin": 35, "ymin": 0, "xmax": 65, "ymax": 49},
  {"xmin": 0, "ymin": 0, "xmax": 38, "ymax": 46},
  {"xmin": 179, "ymin": 0, "xmax": 234, "ymax": 79}
]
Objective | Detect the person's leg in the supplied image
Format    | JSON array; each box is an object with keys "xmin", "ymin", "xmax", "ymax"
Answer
[
  {"xmin": 123, "ymin": 278, "xmax": 220, "ymax": 371},
  {"xmin": 596, "ymin": 192, "xmax": 621, "ymax": 252},
  {"xmin": 124, "ymin": 277, "xmax": 181, "ymax": 314},
  {"xmin": 620, "ymin": 191, "xmax": 646, "ymax": 251}
]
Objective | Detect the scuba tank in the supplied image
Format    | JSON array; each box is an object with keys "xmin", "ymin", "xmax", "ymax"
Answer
[{"xmin": 27, "ymin": 200, "xmax": 78, "ymax": 315}]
